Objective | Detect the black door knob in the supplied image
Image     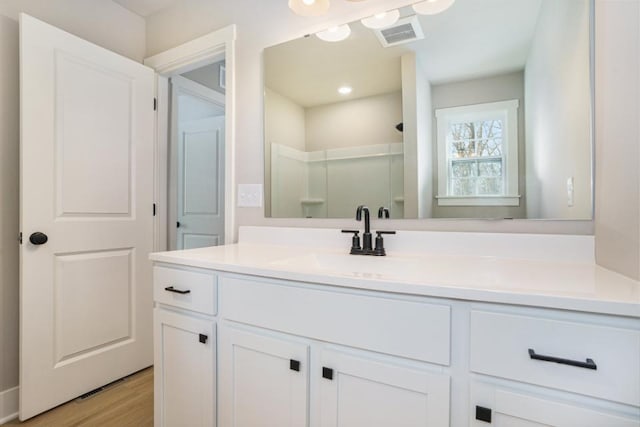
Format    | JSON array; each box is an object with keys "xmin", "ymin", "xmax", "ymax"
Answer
[{"xmin": 29, "ymin": 232, "xmax": 48, "ymax": 245}]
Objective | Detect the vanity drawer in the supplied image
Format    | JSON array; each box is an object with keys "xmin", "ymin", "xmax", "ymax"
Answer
[
  {"xmin": 221, "ymin": 276, "xmax": 451, "ymax": 365},
  {"xmin": 470, "ymin": 310, "xmax": 640, "ymax": 406},
  {"xmin": 153, "ymin": 265, "xmax": 217, "ymax": 315}
]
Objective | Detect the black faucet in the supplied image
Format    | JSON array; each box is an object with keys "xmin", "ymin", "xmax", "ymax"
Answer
[
  {"xmin": 342, "ymin": 205, "xmax": 395, "ymax": 256},
  {"xmin": 378, "ymin": 207, "xmax": 390, "ymax": 219},
  {"xmin": 356, "ymin": 205, "xmax": 373, "ymax": 253}
]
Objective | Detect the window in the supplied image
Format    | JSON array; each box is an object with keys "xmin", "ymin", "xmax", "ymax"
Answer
[{"xmin": 435, "ymin": 100, "xmax": 520, "ymax": 206}]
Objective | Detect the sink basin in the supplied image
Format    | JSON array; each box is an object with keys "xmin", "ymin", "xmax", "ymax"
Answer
[{"xmin": 269, "ymin": 252, "xmax": 426, "ymax": 279}]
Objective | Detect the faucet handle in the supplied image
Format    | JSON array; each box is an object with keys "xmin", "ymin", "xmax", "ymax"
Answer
[
  {"xmin": 373, "ymin": 230, "xmax": 396, "ymax": 256},
  {"xmin": 378, "ymin": 207, "xmax": 390, "ymax": 219},
  {"xmin": 341, "ymin": 230, "xmax": 362, "ymax": 255}
]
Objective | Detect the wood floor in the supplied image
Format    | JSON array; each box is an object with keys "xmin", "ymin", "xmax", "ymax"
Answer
[{"xmin": 3, "ymin": 368, "xmax": 153, "ymax": 427}]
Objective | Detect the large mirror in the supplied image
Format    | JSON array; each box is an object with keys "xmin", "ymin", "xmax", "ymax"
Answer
[{"xmin": 264, "ymin": 0, "xmax": 593, "ymax": 220}]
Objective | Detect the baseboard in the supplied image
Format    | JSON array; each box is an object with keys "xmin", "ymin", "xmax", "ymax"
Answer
[{"xmin": 0, "ymin": 386, "xmax": 18, "ymax": 425}]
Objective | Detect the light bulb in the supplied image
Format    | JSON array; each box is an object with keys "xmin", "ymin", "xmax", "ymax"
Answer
[
  {"xmin": 316, "ymin": 24, "xmax": 351, "ymax": 42},
  {"xmin": 288, "ymin": 0, "xmax": 329, "ymax": 17}
]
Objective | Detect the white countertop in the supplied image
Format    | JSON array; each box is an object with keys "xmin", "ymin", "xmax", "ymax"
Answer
[{"xmin": 150, "ymin": 241, "xmax": 640, "ymax": 318}]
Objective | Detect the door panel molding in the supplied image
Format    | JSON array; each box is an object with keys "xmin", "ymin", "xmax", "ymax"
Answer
[{"xmin": 19, "ymin": 13, "xmax": 154, "ymax": 420}]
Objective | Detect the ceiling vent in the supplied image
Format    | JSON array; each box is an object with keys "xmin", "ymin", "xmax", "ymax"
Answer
[{"xmin": 374, "ymin": 15, "xmax": 424, "ymax": 48}]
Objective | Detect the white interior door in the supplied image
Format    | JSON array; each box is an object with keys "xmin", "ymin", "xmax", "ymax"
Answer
[
  {"xmin": 19, "ymin": 14, "xmax": 155, "ymax": 420},
  {"xmin": 170, "ymin": 76, "xmax": 225, "ymax": 249}
]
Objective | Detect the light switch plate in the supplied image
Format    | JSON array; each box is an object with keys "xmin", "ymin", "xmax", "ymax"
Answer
[
  {"xmin": 237, "ymin": 184, "xmax": 263, "ymax": 207},
  {"xmin": 567, "ymin": 177, "xmax": 574, "ymax": 207}
]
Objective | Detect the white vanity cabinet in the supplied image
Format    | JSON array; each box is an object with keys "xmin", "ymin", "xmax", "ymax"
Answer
[
  {"xmin": 153, "ymin": 265, "xmax": 218, "ymax": 427},
  {"xmin": 470, "ymin": 381, "xmax": 640, "ymax": 427},
  {"xmin": 218, "ymin": 275, "xmax": 452, "ymax": 427},
  {"xmin": 469, "ymin": 309, "xmax": 640, "ymax": 426},
  {"xmin": 318, "ymin": 348, "xmax": 450, "ymax": 427},
  {"xmin": 218, "ymin": 325, "xmax": 310, "ymax": 427},
  {"xmin": 151, "ymin": 251, "xmax": 640, "ymax": 427}
]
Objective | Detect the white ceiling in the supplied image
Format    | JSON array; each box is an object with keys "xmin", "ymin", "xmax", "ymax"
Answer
[
  {"xmin": 265, "ymin": 0, "xmax": 544, "ymax": 108},
  {"xmin": 112, "ymin": 0, "xmax": 180, "ymax": 17}
]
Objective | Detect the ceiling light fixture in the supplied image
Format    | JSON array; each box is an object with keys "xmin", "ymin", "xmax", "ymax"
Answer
[
  {"xmin": 316, "ymin": 24, "xmax": 351, "ymax": 42},
  {"xmin": 338, "ymin": 86, "xmax": 353, "ymax": 95},
  {"xmin": 361, "ymin": 9, "xmax": 400, "ymax": 29},
  {"xmin": 288, "ymin": 0, "xmax": 330, "ymax": 17},
  {"xmin": 412, "ymin": 0, "xmax": 455, "ymax": 15}
]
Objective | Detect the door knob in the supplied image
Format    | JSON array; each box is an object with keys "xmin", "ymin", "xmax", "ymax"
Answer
[{"xmin": 29, "ymin": 232, "xmax": 48, "ymax": 245}]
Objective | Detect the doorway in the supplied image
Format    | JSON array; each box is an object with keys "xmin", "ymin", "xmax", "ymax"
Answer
[
  {"xmin": 144, "ymin": 25, "xmax": 236, "ymax": 253},
  {"xmin": 169, "ymin": 65, "xmax": 226, "ymax": 250}
]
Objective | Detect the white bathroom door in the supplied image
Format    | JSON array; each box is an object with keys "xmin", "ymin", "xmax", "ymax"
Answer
[
  {"xmin": 19, "ymin": 14, "xmax": 155, "ymax": 420},
  {"xmin": 177, "ymin": 116, "xmax": 226, "ymax": 249},
  {"xmin": 169, "ymin": 75, "xmax": 225, "ymax": 250}
]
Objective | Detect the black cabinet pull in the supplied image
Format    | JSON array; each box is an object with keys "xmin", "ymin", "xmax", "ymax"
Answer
[
  {"xmin": 290, "ymin": 359, "xmax": 300, "ymax": 372},
  {"xmin": 475, "ymin": 406, "xmax": 492, "ymax": 423},
  {"xmin": 199, "ymin": 334, "xmax": 208, "ymax": 344},
  {"xmin": 322, "ymin": 367, "xmax": 333, "ymax": 380},
  {"xmin": 164, "ymin": 286, "xmax": 191, "ymax": 295},
  {"xmin": 528, "ymin": 348, "xmax": 597, "ymax": 370}
]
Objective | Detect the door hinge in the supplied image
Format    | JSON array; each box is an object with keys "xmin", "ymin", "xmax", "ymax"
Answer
[
  {"xmin": 153, "ymin": 203, "xmax": 156, "ymax": 216},
  {"xmin": 18, "ymin": 232, "xmax": 22, "ymax": 244},
  {"xmin": 153, "ymin": 98, "xmax": 157, "ymax": 111}
]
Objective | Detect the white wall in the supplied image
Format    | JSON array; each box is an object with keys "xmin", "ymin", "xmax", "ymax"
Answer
[
  {"xmin": 0, "ymin": 0, "xmax": 146, "ymax": 403},
  {"xmin": 264, "ymin": 88, "xmax": 307, "ymax": 151},
  {"xmin": 0, "ymin": 0, "xmax": 146, "ymax": 61},
  {"xmin": 525, "ymin": 0, "xmax": 591, "ymax": 219},
  {"xmin": 305, "ymin": 92, "xmax": 403, "ymax": 151},
  {"xmin": 146, "ymin": 0, "xmax": 596, "ymax": 235},
  {"xmin": 594, "ymin": 0, "xmax": 640, "ymax": 280},
  {"xmin": 402, "ymin": 53, "xmax": 420, "ymax": 219},
  {"xmin": 264, "ymin": 88, "xmax": 306, "ymax": 216},
  {"xmin": 182, "ymin": 61, "xmax": 226, "ymax": 94},
  {"xmin": 415, "ymin": 56, "xmax": 433, "ymax": 219},
  {"xmin": 0, "ymin": 14, "xmax": 20, "ymax": 397},
  {"xmin": 401, "ymin": 53, "xmax": 434, "ymax": 219}
]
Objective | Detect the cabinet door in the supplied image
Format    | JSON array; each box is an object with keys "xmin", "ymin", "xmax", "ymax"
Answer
[
  {"xmin": 471, "ymin": 381, "xmax": 640, "ymax": 427},
  {"xmin": 319, "ymin": 349, "xmax": 450, "ymax": 427},
  {"xmin": 154, "ymin": 308, "xmax": 215, "ymax": 427},
  {"xmin": 218, "ymin": 324, "xmax": 309, "ymax": 427}
]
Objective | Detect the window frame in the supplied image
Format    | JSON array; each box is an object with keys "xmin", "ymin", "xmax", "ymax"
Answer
[{"xmin": 435, "ymin": 99, "xmax": 520, "ymax": 207}]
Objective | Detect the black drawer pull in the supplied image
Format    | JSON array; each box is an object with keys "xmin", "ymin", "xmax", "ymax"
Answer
[
  {"xmin": 164, "ymin": 286, "xmax": 191, "ymax": 295},
  {"xmin": 290, "ymin": 359, "xmax": 300, "ymax": 372},
  {"xmin": 475, "ymin": 406, "xmax": 492, "ymax": 423},
  {"xmin": 322, "ymin": 367, "xmax": 334, "ymax": 380},
  {"xmin": 528, "ymin": 348, "xmax": 597, "ymax": 370}
]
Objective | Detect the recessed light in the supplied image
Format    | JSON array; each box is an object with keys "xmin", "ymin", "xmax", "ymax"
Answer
[
  {"xmin": 338, "ymin": 86, "xmax": 353, "ymax": 95},
  {"xmin": 316, "ymin": 24, "xmax": 351, "ymax": 42}
]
